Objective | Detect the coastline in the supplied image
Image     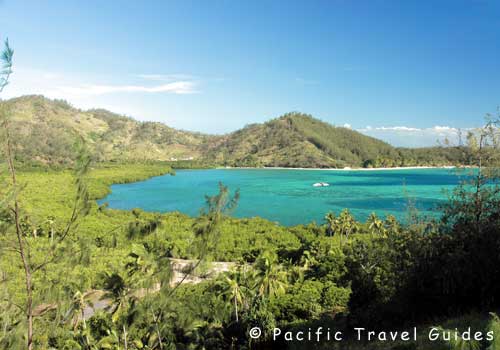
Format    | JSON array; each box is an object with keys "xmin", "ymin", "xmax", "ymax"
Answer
[{"xmin": 216, "ymin": 165, "xmax": 457, "ymax": 171}]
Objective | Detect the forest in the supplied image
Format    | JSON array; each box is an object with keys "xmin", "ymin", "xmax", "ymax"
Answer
[
  {"xmin": 1, "ymin": 41, "xmax": 500, "ymax": 350},
  {"xmin": 1, "ymin": 95, "xmax": 466, "ymax": 170}
]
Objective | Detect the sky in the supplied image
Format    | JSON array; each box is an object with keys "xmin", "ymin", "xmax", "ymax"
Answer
[{"xmin": 0, "ymin": 0, "xmax": 499, "ymax": 147}]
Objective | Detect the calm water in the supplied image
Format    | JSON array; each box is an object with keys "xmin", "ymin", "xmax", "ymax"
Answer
[{"xmin": 99, "ymin": 168, "xmax": 470, "ymax": 226}]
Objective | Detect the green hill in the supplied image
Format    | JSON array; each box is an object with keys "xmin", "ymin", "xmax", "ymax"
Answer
[
  {"xmin": 0, "ymin": 95, "xmax": 464, "ymax": 168},
  {"xmin": 205, "ymin": 112, "xmax": 400, "ymax": 168},
  {"xmin": 0, "ymin": 95, "xmax": 210, "ymax": 164}
]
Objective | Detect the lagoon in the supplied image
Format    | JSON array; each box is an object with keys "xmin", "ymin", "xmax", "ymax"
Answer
[{"xmin": 99, "ymin": 168, "xmax": 470, "ymax": 226}]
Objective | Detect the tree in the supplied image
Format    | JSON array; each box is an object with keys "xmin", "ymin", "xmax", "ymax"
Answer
[
  {"xmin": 0, "ymin": 38, "xmax": 92, "ymax": 349},
  {"xmin": 102, "ymin": 272, "xmax": 135, "ymax": 350},
  {"xmin": 384, "ymin": 215, "xmax": 401, "ymax": 235},
  {"xmin": 178, "ymin": 182, "xmax": 239, "ymax": 288},
  {"xmin": 0, "ymin": 38, "xmax": 38, "ymax": 350},
  {"xmin": 338, "ymin": 209, "xmax": 357, "ymax": 241},
  {"xmin": 66, "ymin": 290, "xmax": 94, "ymax": 348},
  {"xmin": 0, "ymin": 39, "xmax": 12, "ymax": 94},
  {"xmin": 324, "ymin": 212, "xmax": 336, "ymax": 237},
  {"xmin": 253, "ymin": 251, "xmax": 287, "ymax": 299},
  {"xmin": 367, "ymin": 212, "xmax": 385, "ymax": 237},
  {"xmin": 122, "ymin": 183, "xmax": 240, "ymax": 349},
  {"xmin": 222, "ymin": 273, "xmax": 247, "ymax": 323},
  {"xmin": 125, "ymin": 243, "xmax": 168, "ymax": 291},
  {"xmin": 441, "ymin": 114, "xmax": 500, "ymax": 232}
]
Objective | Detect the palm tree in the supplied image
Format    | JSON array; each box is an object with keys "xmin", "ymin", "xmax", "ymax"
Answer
[
  {"xmin": 45, "ymin": 216, "xmax": 56, "ymax": 244},
  {"xmin": 253, "ymin": 251, "xmax": 288, "ymax": 299},
  {"xmin": 324, "ymin": 212, "xmax": 336, "ymax": 237},
  {"xmin": 299, "ymin": 250, "xmax": 312, "ymax": 271},
  {"xmin": 67, "ymin": 290, "xmax": 93, "ymax": 331},
  {"xmin": 102, "ymin": 272, "xmax": 134, "ymax": 350},
  {"xmin": 187, "ymin": 321, "xmax": 226, "ymax": 350},
  {"xmin": 384, "ymin": 215, "xmax": 400, "ymax": 235},
  {"xmin": 125, "ymin": 244, "xmax": 169, "ymax": 291},
  {"xmin": 338, "ymin": 209, "xmax": 356, "ymax": 241},
  {"xmin": 221, "ymin": 270, "xmax": 249, "ymax": 323},
  {"xmin": 367, "ymin": 213, "xmax": 385, "ymax": 237},
  {"xmin": 67, "ymin": 290, "xmax": 94, "ymax": 348}
]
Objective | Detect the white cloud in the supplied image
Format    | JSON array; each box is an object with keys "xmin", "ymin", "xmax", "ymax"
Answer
[
  {"xmin": 358, "ymin": 126, "xmax": 420, "ymax": 132},
  {"xmin": 0, "ymin": 67, "xmax": 202, "ymax": 124},
  {"xmin": 47, "ymin": 81, "xmax": 198, "ymax": 97},
  {"xmin": 343, "ymin": 123, "xmax": 352, "ymax": 129},
  {"xmin": 357, "ymin": 125, "xmax": 469, "ymax": 148},
  {"xmin": 2, "ymin": 67, "xmax": 199, "ymax": 109},
  {"xmin": 432, "ymin": 126, "xmax": 458, "ymax": 132},
  {"xmin": 6, "ymin": 67, "xmax": 199, "ymax": 100},
  {"xmin": 135, "ymin": 73, "xmax": 197, "ymax": 82}
]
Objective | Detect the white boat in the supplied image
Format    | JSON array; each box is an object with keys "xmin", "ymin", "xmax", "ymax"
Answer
[{"xmin": 313, "ymin": 182, "xmax": 330, "ymax": 187}]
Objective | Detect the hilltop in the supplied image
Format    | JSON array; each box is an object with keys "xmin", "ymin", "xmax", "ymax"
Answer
[
  {"xmin": 0, "ymin": 95, "xmax": 210, "ymax": 164},
  {"xmin": 204, "ymin": 113, "xmax": 400, "ymax": 168},
  {"xmin": 0, "ymin": 95, "xmax": 464, "ymax": 168}
]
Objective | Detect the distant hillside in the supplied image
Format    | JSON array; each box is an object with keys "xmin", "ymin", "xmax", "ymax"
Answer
[
  {"xmin": 0, "ymin": 95, "xmax": 465, "ymax": 168},
  {"xmin": 0, "ymin": 95, "xmax": 209, "ymax": 164},
  {"xmin": 204, "ymin": 113, "xmax": 400, "ymax": 168}
]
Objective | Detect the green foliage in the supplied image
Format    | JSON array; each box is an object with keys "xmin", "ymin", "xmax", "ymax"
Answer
[
  {"xmin": 433, "ymin": 326, "xmax": 481, "ymax": 350},
  {"xmin": 441, "ymin": 117, "xmax": 500, "ymax": 232},
  {"xmin": 487, "ymin": 313, "xmax": 500, "ymax": 350},
  {"xmin": 1, "ymin": 159, "xmax": 499, "ymax": 349},
  {"xmin": 0, "ymin": 116, "xmax": 498, "ymax": 349},
  {"xmin": 271, "ymin": 280, "xmax": 326, "ymax": 321},
  {"xmin": 0, "ymin": 95, "xmax": 211, "ymax": 165},
  {"xmin": 0, "ymin": 38, "xmax": 13, "ymax": 93},
  {"xmin": 205, "ymin": 112, "xmax": 400, "ymax": 168},
  {"xmin": 0, "ymin": 97, "xmax": 469, "ymax": 169}
]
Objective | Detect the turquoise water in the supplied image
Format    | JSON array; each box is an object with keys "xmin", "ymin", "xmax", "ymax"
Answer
[{"xmin": 99, "ymin": 168, "xmax": 470, "ymax": 226}]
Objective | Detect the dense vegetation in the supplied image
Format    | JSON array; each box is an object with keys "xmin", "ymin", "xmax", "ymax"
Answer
[
  {"xmin": 1, "ymin": 119, "xmax": 499, "ymax": 349},
  {"xmin": 2, "ymin": 146, "xmax": 500, "ymax": 349},
  {"xmin": 2, "ymin": 40, "xmax": 500, "ymax": 350},
  {"xmin": 0, "ymin": 95, "xmax": 210, "ymax": 165},
  {"xmin": 205, "ymin": 113, "xmax": 467, "ymax": 168},
  {"xmin": 203, "ymin": 113, "xmax": 398, "ymax": 168},
  {"xmin": 0, "ymin": 96, "xmax": 465, "ymax": 169}
]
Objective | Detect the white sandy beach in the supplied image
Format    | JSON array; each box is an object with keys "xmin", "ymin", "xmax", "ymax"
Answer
[{"xmin": 218, "ymin": 165, "xmax": 457, "ymax": 171}]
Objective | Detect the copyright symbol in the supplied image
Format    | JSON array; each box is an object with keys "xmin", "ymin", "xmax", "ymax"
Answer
[{"xmin": 249, "ymin": 327, "xmax": 262, "ymax": 339}]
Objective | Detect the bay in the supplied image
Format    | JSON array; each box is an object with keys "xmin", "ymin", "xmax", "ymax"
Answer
[{"xmin": 99, "ymin": 168, "xmax": 470, "ymax": 226}]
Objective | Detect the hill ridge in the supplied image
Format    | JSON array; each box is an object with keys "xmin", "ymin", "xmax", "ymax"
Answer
[{"xmin": 0, "ymin": 95, "xmax": 463, "ymax": 167}]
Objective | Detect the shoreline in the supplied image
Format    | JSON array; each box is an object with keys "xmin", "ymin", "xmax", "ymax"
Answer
[{"xmin": 216, "ymin": 165, "xmax": 457, "ymax": 171}]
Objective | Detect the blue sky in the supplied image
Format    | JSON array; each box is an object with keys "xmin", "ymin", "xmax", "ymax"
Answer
[{"xmin": 0, "ymin": 0, "xmax": 499, "ymax": 146}]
